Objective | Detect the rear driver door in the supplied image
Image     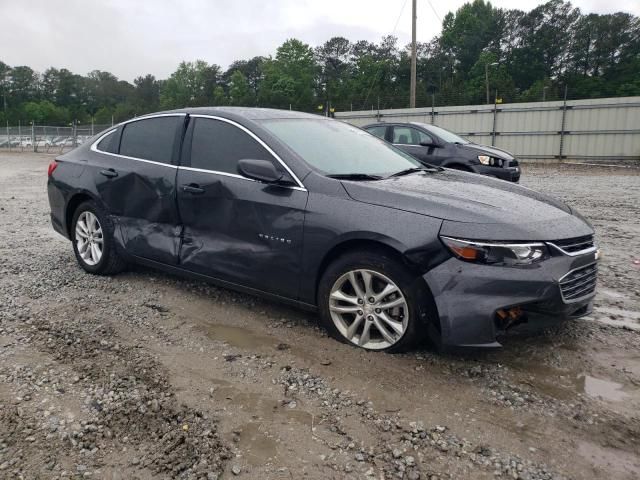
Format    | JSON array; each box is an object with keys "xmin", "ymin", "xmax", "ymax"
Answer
[{"xmin": 93, "ymin": 114, "xmax": 184, "ymax": 265}]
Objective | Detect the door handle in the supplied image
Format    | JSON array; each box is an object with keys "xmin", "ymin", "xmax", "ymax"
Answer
[
  {"xmin": 100, "ymin": 168, "xmax": 118, "ymax": 178},
  {"xmin": 182, "ymin": 183, "xmax": 205, "ymax": 195}
]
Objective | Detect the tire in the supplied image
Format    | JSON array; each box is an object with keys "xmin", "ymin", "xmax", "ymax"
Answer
[
  {"xmin": 71, "ymin": 200, "xmax": 126, "ymax": 275},
  {"xmin": 318, "ymin": 249, "xmax": 431, "ymax": 353}
]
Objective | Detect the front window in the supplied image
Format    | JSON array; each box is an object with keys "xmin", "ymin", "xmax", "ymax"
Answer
[
  {"xmin": 189, "ymin": 118, "xmax": 275, "ymax": 174},
  {"xmin": 392, "ymin": 126, "xmax": 432, "ymax": 145},
  {"xmin": 417, "ymin": 124, "xmax": 469, "ymax": 144},
  {"xmin": 260, "ymin": 119, "xmax": 420, "ymax": 176}
]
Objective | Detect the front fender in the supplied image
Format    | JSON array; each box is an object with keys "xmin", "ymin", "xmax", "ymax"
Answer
[{"xmin": 299, "ymin": 192, "xmax": 443, "ymax": 304}]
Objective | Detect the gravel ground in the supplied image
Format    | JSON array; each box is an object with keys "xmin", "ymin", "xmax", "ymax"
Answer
[{"xmin": 0, "ymin": 153, "xmax": 639, "ymax": 480}]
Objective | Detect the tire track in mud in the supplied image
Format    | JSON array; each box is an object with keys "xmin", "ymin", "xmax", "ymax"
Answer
[{"xmin": 0, "ymin": 304, "xmax": 230, "ymax": 479}]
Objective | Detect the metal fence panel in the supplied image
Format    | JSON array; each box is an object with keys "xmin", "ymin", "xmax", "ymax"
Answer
[{"xmin": 336, "ymin": 96, "xmax": 640, "ymax": 162}]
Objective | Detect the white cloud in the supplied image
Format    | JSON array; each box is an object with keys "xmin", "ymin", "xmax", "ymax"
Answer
[{"xmin": 0, "ymin": 0, "xmax": 637, "ymax": 81}]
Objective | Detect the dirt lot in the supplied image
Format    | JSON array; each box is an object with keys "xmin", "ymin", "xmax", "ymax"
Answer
[{"xmin": 0, "ymin": 152, "xmax": 639, "ymax": 480}]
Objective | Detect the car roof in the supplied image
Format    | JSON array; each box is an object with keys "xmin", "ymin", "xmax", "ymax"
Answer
[
  {"xmin": 363, "ymin": 122, "xmax": 430, "ymax": 129},
  {"xmin": 140, "ymin": 106, "xmax": 323, "ymax": 121}
]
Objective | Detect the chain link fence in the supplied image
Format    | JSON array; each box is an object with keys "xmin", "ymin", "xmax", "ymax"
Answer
[{"xmin": 0, "ymin": 123, "xmax": 112, "ymax": 154}]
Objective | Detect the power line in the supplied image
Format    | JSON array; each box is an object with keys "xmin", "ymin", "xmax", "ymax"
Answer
[
  {"xmin": 360, "ymin": 0, "xmax": 409, "ymax": 110},
  {"xmin": 423, "ymin": 0, "xmax": 442, "ymax": 23}
]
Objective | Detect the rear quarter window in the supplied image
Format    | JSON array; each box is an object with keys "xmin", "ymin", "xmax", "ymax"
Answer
[
  {"xmin": 119, "ymin": 116, "xmax": 181, "ymax": 164},
  {"xmin": 96, "ymin": 130, "xmax": 119, "ymax": 153}
]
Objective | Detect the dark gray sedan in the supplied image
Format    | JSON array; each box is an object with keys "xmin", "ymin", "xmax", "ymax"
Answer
[
  {"xmin": 363, "ymin": 122, "xmax": 521, "ymax": 182},
  {"xmin": 47, "ymin": 107, "xmax": 597, "ymax": 352}
]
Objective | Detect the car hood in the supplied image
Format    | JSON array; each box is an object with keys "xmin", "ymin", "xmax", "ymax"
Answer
[
  {"xmin": 463, "ymin": 143, "xmax": 515, "ymax": 160},
  {"xmin": 341, "ymin": 170, "xmax": 593, "ymax": 241}
]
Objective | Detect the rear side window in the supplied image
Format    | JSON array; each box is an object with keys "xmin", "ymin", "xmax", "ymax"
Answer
[
  {"xmin": 366, "ymin": 125, "xmax": 387, "ymax": 139},
  {"xmin": 96, "ymin": 130, "xmax": 119, "ymax": 153},
  {"xmin": 189, "ymin": 118, "xmax": 274, "ymax": 174},
  {"xmin": 119, "ymin": 116, "xmax": 181, "ymax": 164}
]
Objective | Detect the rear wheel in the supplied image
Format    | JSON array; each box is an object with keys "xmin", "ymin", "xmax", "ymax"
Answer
[
  {"xmin": 71, "ymin": 201, "xmax": 126, "ymax": 275},
  {"xmin": 318, "ymin": 249, "xmax": 428, "ymax": 352}
]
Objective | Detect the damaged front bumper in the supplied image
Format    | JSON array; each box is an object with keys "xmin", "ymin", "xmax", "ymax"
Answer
[{"xmin": 422, "ymin": 249, "xmax": 598, "ymax": 347}]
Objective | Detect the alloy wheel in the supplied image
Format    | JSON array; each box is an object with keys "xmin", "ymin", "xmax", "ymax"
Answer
[
  {"xmin": 329, "ymin": 269, "xmax": 409, "ymax": 350},
  {"xmin": 75, "ymin": 211, "xmax": 103, "ymax": 266}
]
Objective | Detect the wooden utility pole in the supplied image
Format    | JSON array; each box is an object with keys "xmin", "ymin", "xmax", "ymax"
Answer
[{"xmin": 410, "ymin": 0, "xmax": 417, "ymax": 108}]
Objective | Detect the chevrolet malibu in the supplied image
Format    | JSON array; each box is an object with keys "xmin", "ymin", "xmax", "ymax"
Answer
[{"xmin": 47, "ymin": 108, "xmax": 598, "ymax": 351}]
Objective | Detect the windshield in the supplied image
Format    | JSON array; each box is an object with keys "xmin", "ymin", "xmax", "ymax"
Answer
[
  {"xmin": 418, "ymin": 124, "xmax": 469, "ymax": 144},
  {"xmin": 260, "ymin": 118, "xmax": 421, "ymax": 176}
]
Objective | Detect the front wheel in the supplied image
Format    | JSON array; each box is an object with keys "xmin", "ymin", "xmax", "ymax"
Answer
[{"xmin": 318, "ymin": 250, "xmax": 429, "ymax": 352}]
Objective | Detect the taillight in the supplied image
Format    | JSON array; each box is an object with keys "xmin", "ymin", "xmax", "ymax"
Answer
[{"xmin": 47, "ymin": 160, "xmax": 58, "ymax": 177}]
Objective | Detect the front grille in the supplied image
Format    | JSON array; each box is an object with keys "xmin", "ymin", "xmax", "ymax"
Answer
[
  {"xmin": 559, "ymin": 263, "xmax": 597, "ymax": 302},
  {"xmin": 551, "ymin": 235, "xmax": 595, "ymax": 254}
]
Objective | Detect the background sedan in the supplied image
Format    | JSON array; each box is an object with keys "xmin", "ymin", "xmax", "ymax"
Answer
[{"xmin": 364, "ymin": 122, "xmax": 521, "ymax": 182}]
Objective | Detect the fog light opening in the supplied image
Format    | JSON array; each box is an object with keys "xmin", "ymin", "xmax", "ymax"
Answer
[{"xmin": 496, "ymin": 306, "xmax": 527, "ymax": 330}]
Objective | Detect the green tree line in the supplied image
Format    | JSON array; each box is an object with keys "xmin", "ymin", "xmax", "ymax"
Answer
[{"xmin": 1, "ymin": 0, "xmax": 638, "ymax": 126}]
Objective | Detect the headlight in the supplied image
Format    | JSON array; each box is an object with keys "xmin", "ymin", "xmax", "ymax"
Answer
[
  {"xmin": 440, "ymin": 236, "xmax": 549, "ymax": 266},
  {"xmin": 477, "ymin": 155, "xmax": 504, "ymax": 167}
]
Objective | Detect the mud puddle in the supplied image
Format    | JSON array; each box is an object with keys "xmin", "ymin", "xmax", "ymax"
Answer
[
  {"xmin": 578, "ymin": 441, "xmax": 640, "ymax": 478},
  {"xmin": 205, "ymin": 324, "xmax": 274, "ymax": 350},
  {"xmin": 580, "ymin": 375, "xmax": 629, "ymax": 402},
  {"xmin": 227, "ymin": 393, "xmax": 313, "ymax": 466},
  {"xmin": 506, "ymin": 355, "xmax": 638, "ymax": 406}
]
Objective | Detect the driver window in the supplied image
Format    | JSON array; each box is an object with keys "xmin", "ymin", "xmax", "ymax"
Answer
[
  {"xmin": 392, "ymin": 127, "xmax": 431, "ymax": 145},
  {"xmin": 393, "ymin": 127, "xmax": 412, "ymax": 144},
  {"xmin": 189, "ymin": 118, "xmax": 275, "ymax": 175},
  {"xmin": 415, "ymin": 129, "xmax": 433, "ymax": 145}
]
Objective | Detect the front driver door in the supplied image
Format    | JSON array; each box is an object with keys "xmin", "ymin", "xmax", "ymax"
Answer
[
  {"xmin": 176, "ymin": 115, "xmax": 308, "ymax": 299},
  {"xmin": 391, "ymin": 126, "xmax": 444, "ymax": 166}
]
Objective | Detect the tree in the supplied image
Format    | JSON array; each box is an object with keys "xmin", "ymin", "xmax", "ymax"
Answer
[
  {"xmin": 22, "ymin": 100, "xmax": 69, "ymax": 124},
  {"xmin": 466, "ymin": 52, "xmax": 516, "ymax": 103},
  {"xmin": 228, "ymin": 70, "xmax": 252, "ymax": 106},
  {"xmin": 160, "ymin": 60, "xmax": 221, "ymax": 108},
  {"xmin": 440, "ymin": 0, "xmax": 503, "ymax": 77},
  {"xmin": 507, "ymin": 0, "xmax": 580, "ymax": 89},
  {"xmin": 223, "ymin": 56, "xmax": 265, "ymax": 103},
  {"xmin": 259, "ymin": 39, "xmax": 316, "ymax": 110},
  {"xmin": 10, "ymin": 66, "xmax": 39, "ymax": 106},
  {"xmin": 133, "ymin": 74, "xmax": 160, "ymax": 112},
  {"xmin": 348, "ymin": 37, "xmax": 401, "ymax": 109},
  {"xmin": 1, "ymin": 0, "xmax": 640, "ymax": 121},
  {"xmin": 315, "ymin": 37, "xmax": 352, "ymax": 109}
]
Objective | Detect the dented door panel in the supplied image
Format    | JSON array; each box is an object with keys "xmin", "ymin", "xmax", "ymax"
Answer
[
  {"xmin": 93, "ymin": 154, "xmax": 180, "ymax": 264},
  {"xmin": 177, "ymin": 169, "xmax": 307, "ymax": 299}
]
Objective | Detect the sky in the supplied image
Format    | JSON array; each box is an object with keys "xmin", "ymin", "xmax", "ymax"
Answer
[{"xmin": 1, "ymin": 0, "xmax": 638, "ymax": 82}]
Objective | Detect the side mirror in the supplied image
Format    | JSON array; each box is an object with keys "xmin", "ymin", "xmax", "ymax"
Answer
[
  {"xmin": 420, "ymin": 140, "xmax": 438, "ymax": 148},
  {"xmin": 238, "ymin": 159, "xmax": 284, "ymax": 184}
]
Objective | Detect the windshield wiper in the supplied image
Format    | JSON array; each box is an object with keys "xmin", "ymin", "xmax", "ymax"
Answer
[
  {"xmin": 326, "ymin": 173, "xmax": 383, "ymax": 181},
  {"xmin": 388, "ymin": 166, "xmax": 442, "ymax": 178}
]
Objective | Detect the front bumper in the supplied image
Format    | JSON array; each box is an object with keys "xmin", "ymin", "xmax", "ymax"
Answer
[
  {"xmin": 474, "ymin": 164, "xmax": 520, "ymax": 182},
  {"xmin": 423, "ymin": 249, "xmax": 598, "ymax": 347}
]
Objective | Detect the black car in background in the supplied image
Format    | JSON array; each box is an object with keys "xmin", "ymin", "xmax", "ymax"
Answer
[
  {"xmin": 363, "ymin": 122, "xmax": 521, "ymax": 182},
  {"xmin": 47, "ymin": 107, "xmax": 597, "ymax": 352}
]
